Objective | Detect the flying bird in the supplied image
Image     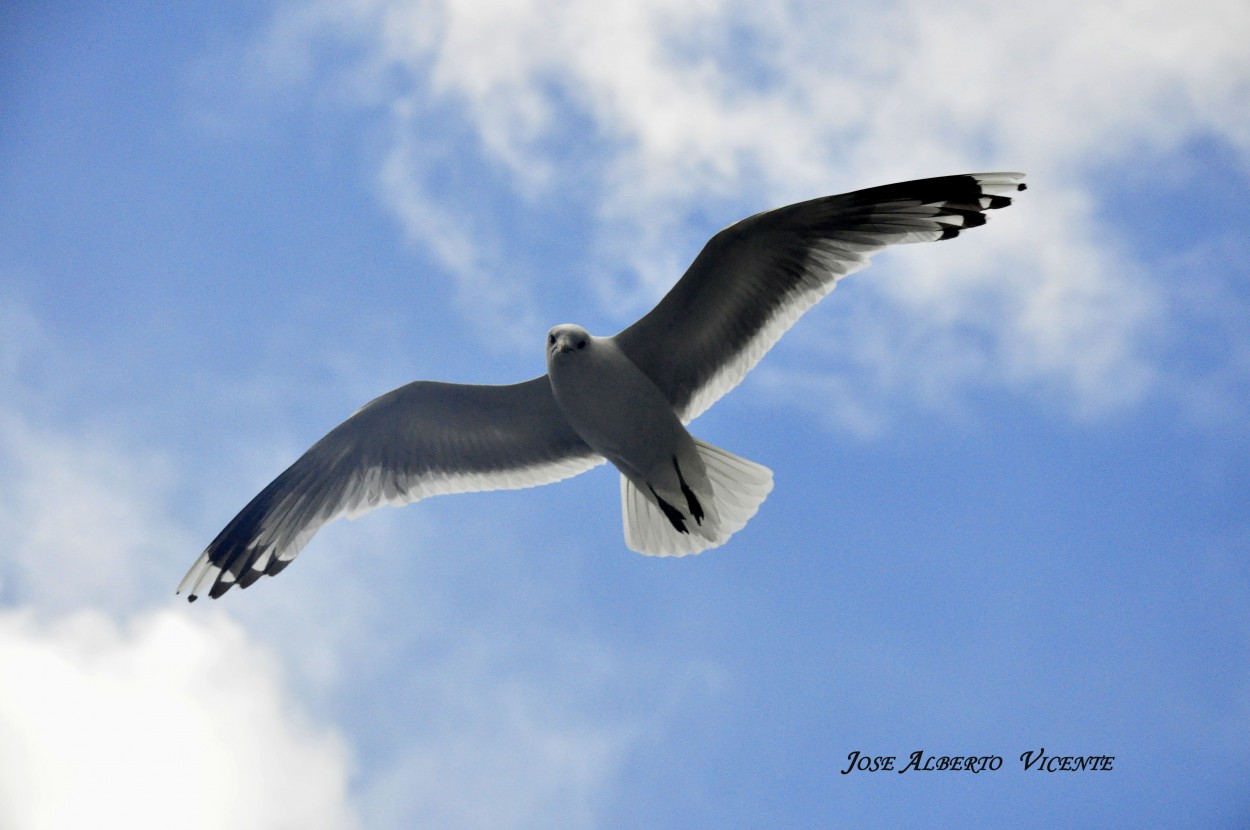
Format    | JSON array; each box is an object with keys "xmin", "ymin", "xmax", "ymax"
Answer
[{"xmin": 179, "ymin": 172, "xmax": 1026, "ymax": 601}]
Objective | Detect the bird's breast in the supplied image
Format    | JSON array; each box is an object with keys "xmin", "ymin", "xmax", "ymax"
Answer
[{"xmin": 548, "ymin": 341, "xmax": 685, "ymax": 474}]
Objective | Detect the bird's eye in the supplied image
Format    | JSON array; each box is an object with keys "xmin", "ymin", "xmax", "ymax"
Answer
[
  {"xmin": 548, "ymin": 334, "xmax": 555, "ymax": 345},
  {"xmin": 577, "ymin": 340, "xmax": 587, "ymax": 349}
]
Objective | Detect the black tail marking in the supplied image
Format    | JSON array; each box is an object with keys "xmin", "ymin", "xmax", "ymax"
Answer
[
  {"xmin": 672, "ymin": 456, "xmax": 705, "ymax": 526},
  {"xmin": 649, "ymin": 484, "xmax": 689, "ymax": 533}
]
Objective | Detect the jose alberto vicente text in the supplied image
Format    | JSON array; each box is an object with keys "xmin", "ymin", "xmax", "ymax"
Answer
[{"xmin": 840, "ymin": 748, "xmax": 1115, "ymax": 775}]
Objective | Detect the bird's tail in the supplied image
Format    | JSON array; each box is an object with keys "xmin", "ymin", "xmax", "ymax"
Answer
[{"xmin": 620, "ymin": 438, "xmax": 773, "ymax": 556}]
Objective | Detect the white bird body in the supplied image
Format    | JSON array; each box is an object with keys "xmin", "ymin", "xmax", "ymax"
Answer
[
  {"xmin": 178, "ymin": 172, "xmax": 1026, "ymax": 600},
  {"xmin": 545, "ymin": 324, "xmax": 745, "ymax": 551},
  {"xmin": 545, "ymin": 326, "xmax": 682, "ymax": 478}
]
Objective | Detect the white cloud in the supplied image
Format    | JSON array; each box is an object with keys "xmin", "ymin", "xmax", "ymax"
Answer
[
  {"xmin": 257, "ymin": 0, "xmax": 1250, "ymax": 426},
  {"xmin": 376, "ymin": 114, "xmax": 546, "ymax": 349},
  {"xmin": 0, "ymin": 412, "xmax": 189, "ymax": 614},
  {"xmin": 0, "ymin": 300, "xmax": 180, "ymax": 612},
  {"xmin": 0, "ymin": 301, "xmax": 358, "ymax": 829},
  {"xmin": 356, "ymin": 628, "xmax": 643, "ymax": 829},
  {"xmin": 0, "ymin": 300, "xmax": 663, "ymax": 830},
  {"xmin": 0, "ymin": 608, "xmax": 359, "ymax": 830},
  {"xmin": 226, "ymin": 514, "xmax": 666, "ymax": 830},
  {"xmin": 0, "ymin": 421, "xmax": 646, "ymax": 830}
]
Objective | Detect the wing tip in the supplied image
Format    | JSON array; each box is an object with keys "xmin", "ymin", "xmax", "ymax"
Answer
[{"xmin": 936, "ymin": 172, "xmax": 1027, "ymax": 240}]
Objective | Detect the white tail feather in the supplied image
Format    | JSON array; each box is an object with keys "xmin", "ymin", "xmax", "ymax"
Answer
[{"xmin": 621, "ymin": 439, "xmax": 773, "ymax": 557}]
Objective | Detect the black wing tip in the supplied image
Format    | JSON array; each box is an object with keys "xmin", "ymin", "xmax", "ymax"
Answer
[
  {"xmin": 267, "ymin": 556, "xmax": 295, "ymax": 577},
  {"xmin": 937, "ymin": 206, "xmax": 991, "ymax": 240},
  {"xmin": 966, "ymin": 174, "xmax": 1026, "ymax": 207},
  {"xmin": 237, "ymin": 565, "xmax": 267, "ymax": 590},
  {"xmin": 192, "ymin": 549, "xmax": 292, "ymax": 602},
  {"xmin": 191, "ymin": 474, "xmax": 299, "ymax": 601},
  {"xmin": 204, "ymin": 560, "xmax": 268, "ymax": 599},
  {"xmin": 851, "ymin": 172, "xmax": 1023, "ymax": 201},
  {"xmin": 935, "ymin": 173, "xmax": 1025, "ymax": 239}
]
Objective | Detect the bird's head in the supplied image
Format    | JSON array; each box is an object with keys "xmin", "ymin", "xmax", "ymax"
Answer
[{"xmin": 546, "ymin": 324, "xmax": 592, "ymax": 363}]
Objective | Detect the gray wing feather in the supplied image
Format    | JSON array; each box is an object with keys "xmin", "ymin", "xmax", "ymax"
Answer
[
  {"xmin": 178, "ymin": 376, "xmax": 601, "ymax": 600},
  {"xmin": 613, "ymin": 173, "xmax": 1026, "ymax": 421}
]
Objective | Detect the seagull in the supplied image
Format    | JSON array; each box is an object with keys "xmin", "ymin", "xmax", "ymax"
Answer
[{"xmin": 178, "ymin": 172, "xmax": 1026, "ymax": 601}]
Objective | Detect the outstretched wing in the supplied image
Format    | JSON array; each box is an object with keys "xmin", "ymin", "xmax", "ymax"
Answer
[
  {"xmin": 613, "ymin": 172, "xmax": 1026, "ymax": 421},
  {"xmin": 178, "ymin": 376, "xmax": 602, "ymax": 600}
]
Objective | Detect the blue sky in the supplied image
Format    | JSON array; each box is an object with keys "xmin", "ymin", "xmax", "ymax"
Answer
[{"xmin": 2, "ymin": 1, "xmax": 1249, "ymax": 827}]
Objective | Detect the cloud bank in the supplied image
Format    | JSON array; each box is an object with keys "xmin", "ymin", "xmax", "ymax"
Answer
[
  {"xmin": 0, "ymin": 300, "xmax": 648, "ymax": 830},
  {"xmin": 0, "ymin": 608, "xmax": 358, "ymax": 830},
  {"xmin": 259, "ymin": 0, "xmax": 1250, "ymax": 425}
]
